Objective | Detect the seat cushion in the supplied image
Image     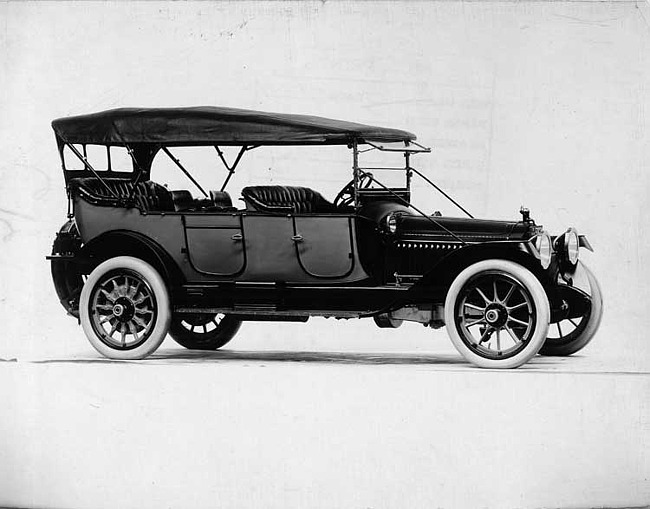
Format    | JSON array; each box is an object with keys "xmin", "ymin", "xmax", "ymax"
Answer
[{"xmin": 241, "ymin": 186, "xmax": 339, "ymax": 214}]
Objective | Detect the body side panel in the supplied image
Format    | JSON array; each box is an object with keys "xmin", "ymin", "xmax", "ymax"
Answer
[{"xmin": 74, "ymin": 199, "xmax": 370, "ymax": 284}]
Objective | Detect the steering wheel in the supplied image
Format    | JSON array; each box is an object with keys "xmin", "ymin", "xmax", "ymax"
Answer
[{"xmin": 333, "ymin": 172, "xmax": 373, "ymax": 208}]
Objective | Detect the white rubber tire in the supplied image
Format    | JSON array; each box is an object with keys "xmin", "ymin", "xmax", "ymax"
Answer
[
  {"xmin": 80, "ymin": 256, "xmax": 171, "ymax": 360},
  {"xmin": 539, "ymin": 263, "xmax": 603, "ymax": 356},
  {"xmin": 444, "ymin": 259, "xmax": 550, "ymax": 369}
]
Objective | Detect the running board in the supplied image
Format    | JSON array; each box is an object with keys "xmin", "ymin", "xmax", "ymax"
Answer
[
  {"xmin": 173, "ymin": 306, "xmax": 359, "ymax": 319},
  {"xmin": 232, "ymin": 314, "xmax": 309, "ymax": 322},
  {"xmin": 173, "ymin": 307, "xmax": 308, "ymax": 322}
]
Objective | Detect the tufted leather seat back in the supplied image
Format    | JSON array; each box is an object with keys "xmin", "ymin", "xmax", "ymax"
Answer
[
  {"xmin": 241, "ymin": 185, "xmax": 339, "ymax": 214},
  {"xmin": 134, "ymin": 181, "xmax": 174, "ymax": 211},
  {"xmin": 69, "ymin": 177, "xmax": 174, "ymax": 212}
]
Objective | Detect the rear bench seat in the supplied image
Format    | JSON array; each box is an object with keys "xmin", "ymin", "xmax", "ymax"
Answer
[
  {"xmin": 69, "ymin": 177, "xmax": 238, "ymax": 213},
  {"xmin": 69, "ymin": 177, "xmax": 174, "ymax": 212}
]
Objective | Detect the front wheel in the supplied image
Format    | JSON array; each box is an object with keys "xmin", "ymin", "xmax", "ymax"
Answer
[
  {"xmin": 169, "ymin": 313, "xmax": 241, "ymax": 350},
  {"xmin": 79, "ymin": 256, "xmax": 171, "ymax": 360},
  {"xmin": 444, "ymin": 260, "xmax": 550, "ymax": 369},
  {"xmin": 539, "ymin": 264, "xmax": 603, "ymax": 356}
]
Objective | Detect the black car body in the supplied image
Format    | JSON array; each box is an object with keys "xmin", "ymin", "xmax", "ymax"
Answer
[{"xmin": 49, "ymin": 107, "xmax": 602, "ymax": 367}]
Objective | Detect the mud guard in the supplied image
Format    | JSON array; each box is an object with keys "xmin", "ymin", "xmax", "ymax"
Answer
[
  {"xmin": 50, "ymin": 226, "xmax": 184, "ymax": 317},
  {"xmin": 407, "ymin": 241, "xmax": 545, "ymax": 296}
]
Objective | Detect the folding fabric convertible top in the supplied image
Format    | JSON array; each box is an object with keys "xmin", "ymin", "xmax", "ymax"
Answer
[{"xmin": 51, "ymin": 106, "xmax": 417, "ymax": 146}]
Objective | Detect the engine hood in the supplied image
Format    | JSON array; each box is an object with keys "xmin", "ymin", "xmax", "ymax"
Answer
[{"xmin": 395, "ymin": 215, "xmax": 532, "ymax": 242}]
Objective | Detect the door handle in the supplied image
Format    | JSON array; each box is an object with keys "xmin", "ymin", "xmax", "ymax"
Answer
[
  {"xmin": 291, "ymin": 234, "xmax": 303, "ymax": 243},
  {"xmin": 231, "ymin": 233, "xmax": 243, "ymax": 242}
]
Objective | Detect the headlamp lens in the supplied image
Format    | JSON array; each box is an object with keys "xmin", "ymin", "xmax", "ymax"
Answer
[
  {"xmin": 565, "ymin": 229, "xmax": 579, "ymax": 265},
  {"xmin": 386, "ymin": 213, "xmax": 398, "ymax": 234}
]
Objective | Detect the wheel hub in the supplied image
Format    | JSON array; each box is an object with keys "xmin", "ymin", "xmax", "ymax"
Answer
[
  {"xmin": 484, "ymin": 303, "xmax": 508, "ymax": 328},
  {"xmin": 113, "ymin": 297, "xmax": 135, "ymax": 323}
]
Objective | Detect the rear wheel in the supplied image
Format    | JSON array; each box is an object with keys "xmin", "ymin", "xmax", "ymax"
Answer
[
  {"xmin": 169, "ymin": 313, "xmax": 241, "ymax": 350},
  {"xmin": 444, "ymin": 259, "xmax": 550, "ymax": 369},
  {"xmin": 80, "ymin": 256, "xmax": 171, "ymax": 360},
  {"xmin": 539, "ymin": 264, "xmax": 602, "ymax": 356}
]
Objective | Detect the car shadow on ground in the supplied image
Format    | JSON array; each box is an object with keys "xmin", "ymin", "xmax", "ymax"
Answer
[
  {"xmin": 153, "ymin": 349, "xmax": 471, "ymax": 365},
  {"xmin": 30, "ymin": 349, "xmax": 573, "ymax": 370},
  {"xmin": 31, "ymin": 349, "xmax": 466, "ymax": 366}
]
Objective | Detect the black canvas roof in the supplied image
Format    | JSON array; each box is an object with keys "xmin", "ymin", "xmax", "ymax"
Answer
[{"xmin": 52, "ymin": 106, "xmax": 416, "ymax": 146}]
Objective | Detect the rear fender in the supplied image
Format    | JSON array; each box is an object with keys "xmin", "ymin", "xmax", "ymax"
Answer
[
  {"xmin": 81, "ymin": 230, "xmax": 184, "ymax": 290},
  {"xmin": 50, "ymin": 220, "xmax": 84, "ymax": 317}
]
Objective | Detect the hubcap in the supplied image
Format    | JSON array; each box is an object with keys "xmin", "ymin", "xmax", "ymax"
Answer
[
  {"xmin": 456, "ymin": 271, "xmax": 536, "ymax": 359},
  {"xmin": 485, "ymin": 309, "xmax": 498, "ymax": 323},
  {"xmin": 111, "ymin": 297, "xmax": 136, "ymax": 322},
  {"xmin": 89, "ymin": 270, "xmax": 157, "ymax": 350}
]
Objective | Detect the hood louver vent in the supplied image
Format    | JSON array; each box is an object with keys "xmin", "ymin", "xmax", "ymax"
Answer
[{"xmin": 396, "ymin": 242, "xmax": 461, "ymax": 250}]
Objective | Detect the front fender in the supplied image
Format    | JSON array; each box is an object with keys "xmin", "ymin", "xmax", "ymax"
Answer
[
  {"xmin": 566, "ymin": 261, "xmax": 591, "ymax": 296},
  {"xmin": 549, "ymin": 261, "xmax": 595, "ymax": 321},
  {"xmin": 408, "ymin": 240, "xmax": 545, "ymax": 293}
]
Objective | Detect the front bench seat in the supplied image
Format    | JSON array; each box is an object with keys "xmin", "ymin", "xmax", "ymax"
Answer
[
  {"xmin": 69, "ymin": 177, "xmax": 174, "ymax": 212},
  {"xmin": 241, "ymin": 185, "xmax": 339, "ymax": 214}
]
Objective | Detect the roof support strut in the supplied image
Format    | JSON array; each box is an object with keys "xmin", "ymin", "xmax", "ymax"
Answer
[
  {"xmin": 216, "ymin": 145, "xmax": 253, "ymax": 192},
  {"xmin": 161, "ymin": 147, "xmax": 209, "ymax": 198}
]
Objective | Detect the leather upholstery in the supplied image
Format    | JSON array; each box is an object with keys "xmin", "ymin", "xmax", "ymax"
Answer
[
  {"xmin": 135, "ymin": 181, "xmax": 174, "ymax": 211},
  {"xmin": 170, "ymin": 189, "xmax": 237, "ymax": 212},
  {"xmin": 210, "ymin": 190, "xmax": 233, "ymax": 209},
  {"xmin": 170, "ymin": 190, "xmax": 194, "ymax": 212},
  {"xmin": 69, "ymin": 177, "xmax": 174, "ymax": 212},
  {"xmin": 241, "ymin": 186, "xmax": 339, "ymax": 214}
]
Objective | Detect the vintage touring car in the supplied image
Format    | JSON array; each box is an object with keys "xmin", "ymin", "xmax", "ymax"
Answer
[{"xmin": 48, "ymin": 107, "xmax": 602, "ymax": 368}]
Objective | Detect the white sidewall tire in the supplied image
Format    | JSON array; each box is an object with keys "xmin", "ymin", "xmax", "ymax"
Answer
[
  {"xmin": 80, "ymin": 256, "xmax": 171, "ymax": 360},
  {"xmin": 578, "ymin": 264, "xmax": 604, "ymax": 346},
  {"xmin": 539, "ymin": 262, "xmax": 603, "ymax": 356},
  {"xmin": 444, "ymin": 259, "xmax": 550, "ymax": 369}
]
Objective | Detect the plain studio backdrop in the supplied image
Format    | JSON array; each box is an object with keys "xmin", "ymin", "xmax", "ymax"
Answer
[{"xmin": 0, "ymin": 2, "xmax": 649, "ymax": 509}]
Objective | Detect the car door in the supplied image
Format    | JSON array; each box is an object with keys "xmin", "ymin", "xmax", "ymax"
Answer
[
  {"xmin": 240, "ymin": 214, "xmax": 301, "ymax": 281},
  {"xmin": 292, "ymin": 215, "xmax": 355, "ymax": 278},
  {"xmin": 183, "ymin": 214, "xmax": 245, "ymax": 276},
  {"xmin": 239, "ymin": 213, "xmax": 358, "ymax": 282}
]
